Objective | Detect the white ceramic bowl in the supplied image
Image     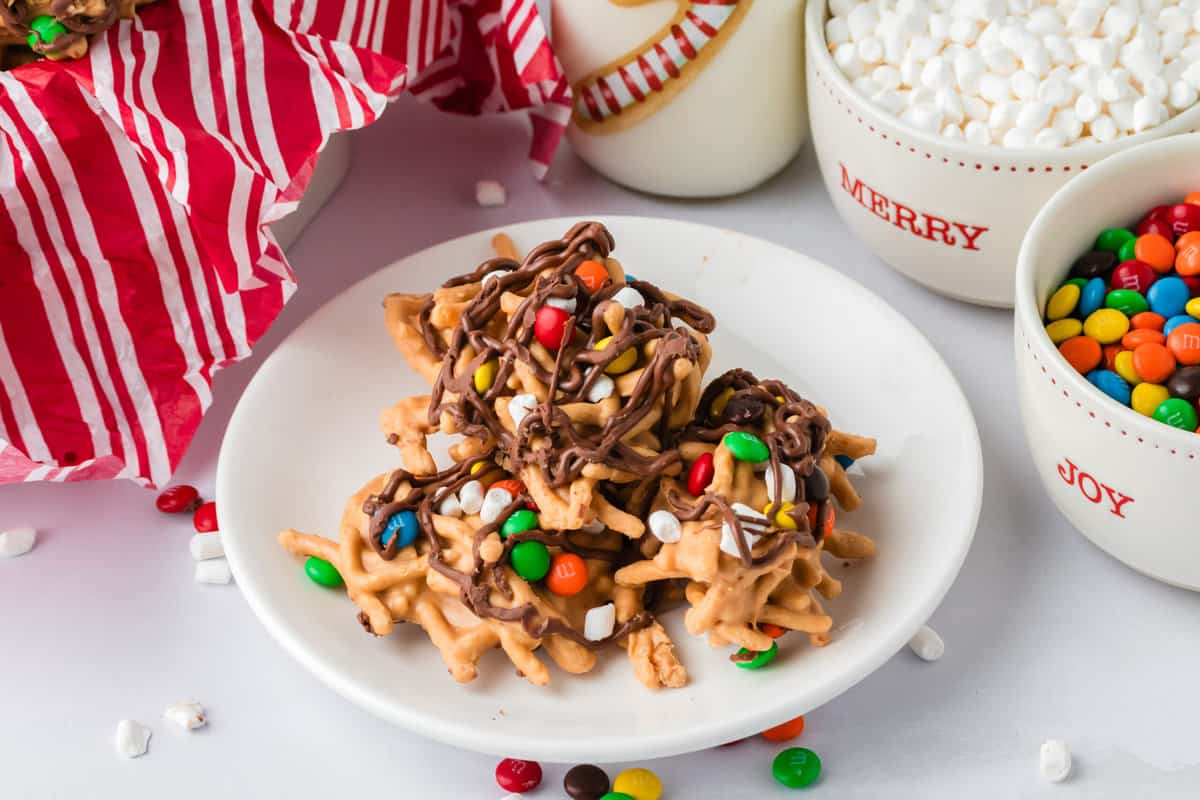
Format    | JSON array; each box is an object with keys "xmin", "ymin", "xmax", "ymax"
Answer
[
  {"xmin": 806, "ymin": 0, "xmax": 1200, "ymax": 308},
  {"xmin": 1015, "ymin": 135, "xmax": 1200, "ymax": 591},
  {"xmin": 219, "ymin": 216, "xmax": 982, "ymax": 761}
]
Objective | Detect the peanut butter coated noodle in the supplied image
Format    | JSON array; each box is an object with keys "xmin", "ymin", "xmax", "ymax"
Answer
[{"xmin": 279, "ymin": 222, "xmax": 877, "ymax": 688}]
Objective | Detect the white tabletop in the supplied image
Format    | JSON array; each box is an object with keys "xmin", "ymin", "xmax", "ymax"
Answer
[{"xmin": 4, "ymin": 98, "xmax": 1200, "ymax": 799}]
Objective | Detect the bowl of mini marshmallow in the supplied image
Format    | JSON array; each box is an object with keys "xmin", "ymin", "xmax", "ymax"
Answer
[{"xmin": 806, "ymin": 0, "xmax": 1200, "ymax": 307}]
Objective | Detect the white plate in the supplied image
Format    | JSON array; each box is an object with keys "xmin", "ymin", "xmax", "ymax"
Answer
[{"xmin": 218, "ymin": 216, "xmax": 982, "ymax": 762}]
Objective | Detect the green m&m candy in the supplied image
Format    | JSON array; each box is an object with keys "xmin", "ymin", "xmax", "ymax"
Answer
[
  {"xmin": 734, "ymin": 640, "xmax": 778, "ymax": 670},
  {"xmin": 501, "ymin": 509, "xmax": 539, "ymax": 538},
  {"xmin": 1118, "ymin": 237, "xmax": 1138, "ymax": 263},
  {"xmin": 599, "ymin": 794, "xmax": 636, "ymax": 800},
  {"xmin": 1094, "ymin": 228, "xmax": 1135, "ymax": 253},
  {"xmin": 1153, "ymin": 397, "xmax": 1199, "ymax": 431},
  {"xmin": 304, "ymin": 556, "xmax": 343, "ymax": 587},
  {"xmin": 1106, "ymin": 289, "xmax": 1149, "ymax": 316},
  {"xmin": 27, "ymin": 15, "xmax": 68, "ymax": 48},
  {"xmin": 510, "ymin": 541, "xmax": 550, "ymax": 581},
  {"xmin": 773, "ymin": 747, "xmax": 822, "ymax": 788},
  {"xmin": 722, "ymin": 431, "xmax": 769, "ymax": 463}
]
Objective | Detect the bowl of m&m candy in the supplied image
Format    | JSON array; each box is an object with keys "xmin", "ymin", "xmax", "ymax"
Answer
[{"xmin": 1016, "ymin": 134, "xmax": 1200, "ymax": 590}]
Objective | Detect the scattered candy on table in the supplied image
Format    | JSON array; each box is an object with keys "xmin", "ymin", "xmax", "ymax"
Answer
[
  {"xmin": 305, "ymin": 556, "xmax": 343, "ymax": 587},
  {"xmin": 190, "ymin": 534, "xmax": 225, "ymax": 561},
  {"xmin": 475, "ymin": 180, "xmax": 507, "ymax": 207},
  {"xmin": 1039, "ymin": 739, "xmax": 1073, "ymax": 783},
  {"xmin": 761, "ymin": 715, "xmax": 806, "ymax": 743},
  {"xmin": 564, "ymin": 763, "xmax": 611, "ymax": 800},
  {"xmin": 734, "ymin": 640, "xmax": 778, "ymax": 670},
  {"xmin": 612, "ymin": 768, "xmax": 662, "ymax": 800},
  {"xmin": 0, "ymin": 526, "xmax": 37, "ymax": 558},
  {"xmin": 195, "ymin": 559, "xmax": 233, "ymax": 585},
  {"xmin": 162, "ymin": 702, "xmax": 207, "ymax": 731},
  {"xmin": 193, "ymin": 501, "xmax": 219, "ymax": 533},
  {"xmin": 156, "ymin": 484, "xmax": 202, "ymax": 513},
  {"xmin": 1043, "ymin": 196, "xmax": 1200, "ymax": 433},
  {"xmin": 773, "ymin": 746, "xmax": 822, "ymax": 789},
  {"xmin": 908, "ymin": 624, "xmax": 945, "ymax": 662},
  {"xmin": 495, "ymin": 758, "xmax": 543, "ymax": 793},
  {"xmin": 113, "ymin": 719, "xmax": 151, "ymax": 760}
]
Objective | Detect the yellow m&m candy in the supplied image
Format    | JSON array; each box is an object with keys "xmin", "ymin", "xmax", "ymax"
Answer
[
  {"xmin": 1083, "ymin": 309, "xmax": 1130, "ymax": 344},
  {"xmin": 763, "ymin": 502, "xmax": 798, "ymax": 530},
  {"xmin": 612, "ymin": 768, "xmax": 662, "ymax": 800},
  {"xmin": 1045, "ymin": 318, "xmax": 1083, "ymax": 345},
  {"xmin": 1113, "ymin": 350, "xmax": 1140, "ymax": 385},
  {"xmin": 474, "ymin": 359, "xmax": 499, "ymax": 393},
  {"xmin": 1131, "ymin": 382, "xmax": 1170, "ymax": 416},
  {"xmin": 596, "ymin": 336, "xmax": 637, "ymax": 374}
]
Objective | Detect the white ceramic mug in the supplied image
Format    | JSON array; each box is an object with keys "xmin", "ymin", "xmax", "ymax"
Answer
[
  {"xmin": 1015, "ymin": 135, "xmax": 1200, "ymax": 590},
  {"xmin": 551, "ymin": 0, "xmax": 807, "ymax": 198}
]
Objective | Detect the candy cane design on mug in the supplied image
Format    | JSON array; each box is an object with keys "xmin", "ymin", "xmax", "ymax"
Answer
[{"xmin": 571, "ymin": 0, "xmax": 753, "ymax": 134}]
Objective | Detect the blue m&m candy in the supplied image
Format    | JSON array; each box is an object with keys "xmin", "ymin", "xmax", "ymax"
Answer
[
  {"xmin": 381, "ymin": 509, "xmax": 419, "ymax": 549},
  {"xmin": 1147, "ymin": 276, "xmax": 1190, "ymax": 318},
  {"xmin": 1087, "ymin": 369, "xmax": 1132, "ymax": 405},
  {"xmin": 1164, "ymin": 314, "xmax": 1199, "ymax": 336},
  {"xmin": 1079, "ymin": 277, "xmax": 1107, "ymax": 317},
  {"xmin": 833, "ymin": 454, "xmax": 855, "ymax": 470}
]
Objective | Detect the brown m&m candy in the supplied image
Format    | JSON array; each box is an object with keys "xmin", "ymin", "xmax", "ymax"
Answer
[{"xmin": 564, "ymin": 763, "xmax": 610, "ymax": 800}]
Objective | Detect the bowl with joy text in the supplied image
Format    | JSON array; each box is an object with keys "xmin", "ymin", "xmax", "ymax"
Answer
[
  {"xmin": 806, "ymin": 0, "xmax": 1200, "ymax": 308},
  {"xmin": 1016, "ymin": 134, "xmax": 1200, "ymax": 590}
]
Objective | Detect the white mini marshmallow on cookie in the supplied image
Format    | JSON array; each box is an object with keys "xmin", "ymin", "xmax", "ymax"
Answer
[
  {"xmin": 610, "ymin": 286, "xmax": 644, "ymax": 309},
  {"xmin": 647, "ymin": 510, "xmax": 682, "ymax": 544},
  {"xmin": 481, "ymin": 269, "xmax": 511, "ymax": 287},
  {"xmin": 190, "ymin": 534, "xmax": 224, "ymax": 561},
  {"xmin": 459, "ymin": 480, "xmax": 485, "ymax": 515},
  {"xmin": 0, "ymin": 527, "xmax": 36, "ymax": 558},
  {"xmin": 544, "ymin": 295, "xmax": 577, "ymax": 313},
  {"xmin": 163, "ymin": 702, "xmax": 207, "ymax": 731},
  {"xmin": 1039, "ymin": 739, "xmax": 1072, "ymax": 783},
  {"xmin": 765, "ymin": 466, "xmax": 797, "ymax": 504},
  {"xmin": 194, "ymin": 559, "xmax": 232, "ymax": 585},
  {"xmin": 437, "ymin": 490, "xmax": 463, "ymax": 518},
  {"xmin": 584, "ymin": 603, "xmax": 616, "ymax": 642},
  {"xmin": 114, "ymin": 720, "xmax": 151, "ymax": 759},
  {"xmin": 586, "ymin": 374, "xmax": 614, "ymax": 403},
  {"xmin": 508, "ymin": 394, "xmax": 538, "ymax": 428},
  {"xmin": 480, "ymin": 487, "xmax": 514, "ymax": 524},
  {"xmin": 475, "ymin": 180, "xmax": 507, "ymax": 207}
]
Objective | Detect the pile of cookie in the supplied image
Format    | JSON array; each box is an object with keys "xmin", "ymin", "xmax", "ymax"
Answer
[
  {"xmin": 279, "ymin": 221, "xmax": 878, "ymax": 688},
  {"xmin": 1, "ymin": 0, "xmax": 149, "ymax": 67}
]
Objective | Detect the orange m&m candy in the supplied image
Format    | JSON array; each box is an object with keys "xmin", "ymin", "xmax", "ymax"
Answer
[
  {"xmin": 1122, "ymin": 329, "xmax": 1165, "ymax": 349},
  {"xmin": 489, "ymin": 478, "xmax": 525, "ymax": 497},
  {"xmin": 760, "ymin": 623, "xmax": 787, "ymax": 639},
  {"xmin": 545, "ymin": 553, "xmax": 588, "ymax": 596},
  {"xmin": 1103, "ymin": 344, "xmax": 1123, "ymax": 371},
  {"xmin": 1134, "ymin": 233, "xmax": 1176, "ymax": 272},
  {"xmin": 574, "ymin": 259, "xmax": 611, "ymax": 292},
  {"xmin": 762, "ymin": 715, "xmax": 806, "ymax": 743},
  {"xmin": 1131, "ymin": 311, "xmax": 1166, "ymax": 330},
  {"xmin": 1060, "ymin": 336, "xmax": 1102, "ymax": 374},
  {"xmin": 1167, "ymin": 322, "xmax": 1200, "ymax": 365},
  {"xmin": 1174, "ymin": 231, "xmax": 1200, "ymax": 277},
  {"xmin": 1186, "ymin": 191, "xmax": 1200, "ymax": 206},
  {"xmin": 1132, "ymin": 342, "xmax": 1176, "ymax": 383},
  {"xmin": 807, "ymin": 503, "xmax": 836, "ymax": 538}
]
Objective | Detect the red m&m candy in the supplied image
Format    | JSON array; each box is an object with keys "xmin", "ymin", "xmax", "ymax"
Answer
[
  {"xmin": 193, "ymin": 501, "xmax": 218, "ymax": 533},
  {"xmin": 496, "ymin": 758, "xmax": 542, "ymax": 793},
  {"xmin": 534, "ymin": 305, "xmax": 574, "ymax": 351},
  {"xmin": 687, "ymin": 452, "xmax": 715, "ymax": 496},
  {"xmin": 1165, "ymin": 203, "xmax": 1200, "ymax": 237},
  {"xmin": 1110, "ymin": 260, "xmax": 1156, "ymax": 293},
  {"xmin": 156, "ymin": 485, "xmax": 200, "ymax": 513}
]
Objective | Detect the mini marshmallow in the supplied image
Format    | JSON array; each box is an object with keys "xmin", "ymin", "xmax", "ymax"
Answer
[
  {"xmin": 1002, "ymin": 127, "xmax": 1034, "ymax": 147},
  {"xmin": 194, "ymin": 559, "xmax": 232, "ymax": 584},
  {"xmin": 581, "ymin": 520, "xmax": 607, "ymax": 534},
  {"xmin": 1015, "ymin": 99, "xmax": 1052, "ymax": 130},
  {"xmin": 584, "ymin": 603, "xmax": 616, "ymax": 641},
  {"xmin": 982, "ymin": 44, "xmax": 1019, "ymax": 75},
  {"xmin": 1133, "ymin": 96, "xmax": 1167, "ymax": 131},
  {"xmin": 929, "ymin": 11, "xmax": 951, "ymax": 39},
  {"xmin": 1033, "ymin": 127, "xmax": 1067, "ymax": 147},
  {"xmin": 1101, "ymin": 5, "xmax": 1136, "ymax": 39},
  {"xmin": 720, "ymin": 522, "xmax": 761, "ymax": 559},
  {"xmin": 458, "ymin": 480, "xmax": 484, "ymax": 515},
  {"xmin": 437, "ymin": 490, "xmax": 463, "ymax": 518},
  {"xmin": 1037, "ymin": 74, "xmax": 1073, "ymax": 107},
  {"xmin": 964, "ymin": 119, "xmax": 992, "ymax": 143},
  {"xmin": 1097, "ymin": 69, "xmax": 1131, "ymax": 102},
  {"xmin": 846, "ymin": 2, "xmax": 879, "ymax": 40},
  {"xmin": 825, "ymin": 16, "xmax": 851, "ymax": 46},
  {"xmin": 479, "ymin": 487, "xmax": 514, "ymax": 524},
  {"xmin": 988, "ymin": 99, "xmax": 1019, "ymax": 130},
  {"xmin": 1065, "ymin": 4, "xmax": 1102, "ymax": 36},
  {"xmin": 481, "ymin": 269, "xmax": 511, "ymax": 287},
  {"xmin": 1039, "ymin": 739, "xmax": 1073, "ymax": 783},
  {"xmin": 900, "ymin": 104, "xmax": 943, "ymax": 132},
  {"xmin": 475, "ymin": 180, "xmax": 506, "ymax": 208},
  {"xmin": 1144, "ymin": 75, "xmax": 1169, "ymax": 102},
  {"xmin": 1052, "ymin": 108, "xmax": 1084, "ymax": 139},
  {"xmin": 948, "ymin": 16, "xmax": 979, "ymax": 44},
  {"xmin": 963, "ymin": 95, "xmax": 990, "ymax": 121},
  {"xmin": 1011, "ymin": 69, "xmax": 1039, "ymax": 99},
  {"xmin": 189, "ymin": 534, "xmax": 224, "ymax": 561},
  {"xmin": 979, "ymin": 72, "xmax": 1012, "ymax": 102},
  {"xmin": 544, "ymin": 295, "xmax": 577, "ymax": 313},
  {"xmin": 765, "ymin": 465, "xmax": 797, "ymax": 504},
  {"xmin": 163, "ymin": 702, "xmax": 207, "ymax": 731},
  {"xmin": 873, "ymin": 90, "xmax": 907, "ymax": 115},
  {"xmin": 508, "ymin": 393, "xmax": 538, "ymax": 428},
  {"xmin": 1108, "ymin": 99, "xmax": 1135, "ymax": 130},
  {"xmin": 921, "ymin": 56, "xmax": 954, "ymax": 90},
  {"xmin": 1092, "ymin": 114, "xmax": 1119, "ymax": 142},
  {"xmin": 1169, "ymin": 79, "xmax": 1198, "ymax": 109},
  {"xmin": 610, "ymin": 286, "xmax": 644, "ymax": 309},
  {"xmin": 834, "ymin": 42, "xmax": 866, "ymax": 78},
  {"xmin": 857, "ymin": 36, "xmax": 885, "ymax": 64},
  {"xmin": 1160, "ymin": 6, "xmax": 1191, "ymax": 34},
  {"xmin": 0, "ymin": 527, "xmax": 36, "ymax": 558},
  {"xmin": 114, "ymin": 720, "xmax": 151, "ymax": 759},
  {"xmin": 908, "ymin": 625, "xmax": 945, "ymax": 660},
  {"xmin": 1074, "ymin": 92, "xmax": 1102, "ymax": 122},
  {"xmin": 873, "ymin": 64, "xmax": 903, "ymax": 90},
  {"xmin": 1075, "ymin": 37, "xmax": 1115, "ymax": 68},
  {"xmin": 586, "ymin": 374, "xmax": 615, "ymax": 403},
  {"xmin": 647, "ymin": 510, "xmax": 682, "ymax": 544},
  {"xmin": 1027, "ymin": 8, "xmax": 1063, "ymax": 36},
  {"xmin": 941, "ymin": 123, "xmax": 964, "ymax": 138}
]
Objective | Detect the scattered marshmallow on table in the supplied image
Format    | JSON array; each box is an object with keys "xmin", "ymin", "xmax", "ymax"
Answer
[
  {"xmin": 826, "ymin": 0, "xmax": 1200, "ymax": 147},
  {"xmin": 908, "ymin": 624, "xmax": 945, "ymax": 661},
  {"xmin": 194, "ymin": 558, "xmax": 233, "ymax": 584},
  {"xmin": 1040, "ymin": 739, "xmax": 1073, "ymax": 782},
  {"xmin": 475, "ymin": 180, "xmax": 507, "ymax": 207},
  {"xmin": 114, "ymin": 720, "xmax": 151, "ymax": 759},
  {"xmin": 0, "ymin": 527, "xmax": 36, "ymax": 558},
  {"xmin": 189, "ymin": 533, "xmax": 224, "ymax": 561},
  {"xmin": 163, "ymin": 701, "xmax": 207, "ymax": 731}
]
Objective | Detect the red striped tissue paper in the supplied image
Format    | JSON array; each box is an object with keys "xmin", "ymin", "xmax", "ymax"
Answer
[{"xmin": 0, "ymin": 0, "xmax": 571, "ymax": 487}]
